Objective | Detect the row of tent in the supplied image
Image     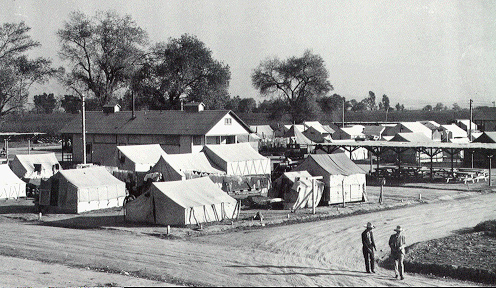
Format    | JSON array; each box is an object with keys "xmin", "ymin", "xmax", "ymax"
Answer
[
  {"xmin": 34, "ymin": 163, "xmax": 239, "ymax": 224},
  {"xmin": 1, "ymin": 143, "xmax": 365, "ymax": 225},
  {"xmin": 0, "ymin": 153, "xmax": 62, "ymax": 201},
  {"xmin": 116, "ymin": 143, "xmax": 271, "ymax": 176},
  {"xmin": 0, "ymin": 144, "xmax": 263, "ymax": 225}
]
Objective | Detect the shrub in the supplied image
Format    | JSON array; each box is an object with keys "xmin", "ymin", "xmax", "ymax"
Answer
[{"xmin": 474, "ymin": 220, "xmax": 496, "ymax": 233}]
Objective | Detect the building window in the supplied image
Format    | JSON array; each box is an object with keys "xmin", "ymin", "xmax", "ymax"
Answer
[
  {"xmin": 34, "ymin": 164, "xmax": 42, "ymax": 173},
  {"xmin": 206, "ymin": 136, "xmax": 220, "ymax": 145},
  {"xmin": 193, "ymin": 135, "xmax": 202, "ymax": 146},
  {"xmin": 225, "ymin": 118, "xmax": 232, "ymax": 125}
]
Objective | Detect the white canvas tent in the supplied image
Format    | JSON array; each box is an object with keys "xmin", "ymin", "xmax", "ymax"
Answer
[
  {"xmin": 202, "ymin": 143, "xmax": 271, "ymax": 176},
  {"xmin": 150, "ymin": 153, "xmax": 225, "ymax": 181},
  {"xmin": 271, "ymin": 171, "xmax": 324, "ymax": 210},
  {"xmin": 39, "ymin": 166, "xmax": 126, "ymax": 213},
  {"xmin": 125, "ymin": 177, "xmax": 239, "ymax": 226},
  {"xmin": 9, "ymin": 153, "xmax": 61, "ymax": 180},
  {"xmin": 0, "ymin": 164, "xmax": 26, "ymax": 200},
  {"xmin": 292, "ymin": 153, "xmax": 366, "ymax": 205},
  {"xmin": 116, "ymin": 144, "xmax": 167, "ymax": 172}
]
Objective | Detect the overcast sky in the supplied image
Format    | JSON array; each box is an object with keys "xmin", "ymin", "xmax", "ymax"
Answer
[{"xmin": 3, "ymin": 0, "xmax": 496, "ymax": 109}]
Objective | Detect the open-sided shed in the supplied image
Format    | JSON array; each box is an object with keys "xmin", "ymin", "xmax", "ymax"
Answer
[
  {"xmin": 9, "ymin": 153, "xmax": 61, "ymax": 180},
  {"xmin": 292, "ymin": 153, "xmax": 366, "ymax": 205},
  {"xmin": 125, "ymin": 177, "xmax": 239, "ymax": 226},
  {"xmin": 116, "ymin": 144, "xmax": 167, "ymax": 172},
  {"xmin": 0, "ymin": 164, "xmax": 26, "ymax": 200},
  {"xmin": 202, "ymin": 143, "xmax": 271, "ymax": 176},
  {"xmin": 39, "ymin": 166, "xmax": 126, "ymax": 213}
]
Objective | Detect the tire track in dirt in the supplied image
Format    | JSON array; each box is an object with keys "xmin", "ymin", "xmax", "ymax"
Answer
[{"xmin": 0, "ymin": 194, "xmax": 494, "ymax": 286}]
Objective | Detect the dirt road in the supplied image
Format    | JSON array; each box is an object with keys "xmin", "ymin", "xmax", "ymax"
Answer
[{"xmin": 1, "ymin": 193, "xmax": 495, "ymax": 286}]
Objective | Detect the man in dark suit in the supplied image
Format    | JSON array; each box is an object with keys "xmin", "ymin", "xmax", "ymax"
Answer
[{"xmin": 361, "ymin": 222, "xmax": 377, "ymax": 273}]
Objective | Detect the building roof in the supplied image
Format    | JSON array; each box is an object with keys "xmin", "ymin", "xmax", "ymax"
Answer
[
  {"xmin": 59, "ymin": 110, "xmax": 252, "ymax": 135},
  {"xmin": 250, "ymin": 125, "xmax": 274, "ymax": 138},
  {"xmin": 419, "ymin": 120, "xmax": 441, "ymax": 131},
  {"xmin": 302, "ymin": 126, "xmax": 330, "ymax": 143},
  {"xmin": 474, "ymin": 107, "xmax": 496, "ymax": 121},
  {"xmin": 283, "ymin": 125, "xmax": 314, "ymax": 144},
  {"xmin": 303, "ymin": 121, "xmax": 330, "ymax": 134},
  {"xmin": 321, "ymin": 125, "xmax": 336, "ymax": 134},
  {"xmin": 399, "ymin": 122, "xmax": 433, "ymax": 135},
  {"xmin": 390, "ymin": 132, "xmax": 432, "ymax": 143},
  {"xmin": 440, "ymin": 124, "xmax": 468, "ymax": 138},
  {"xmin": 338, "ymin": 125, "xmax": 365, "ymax": 137},
  {"xmin": 454, "ymin": 119, "xmax": 478, "ymax": 131},
  {"xmin": 473, "ymin": 132, "xmax": 496, "ymax": 143},
  {"xmin": 362, "ymin": 125, "xmax": 385, "ymax": 137},
  {"xmin": 284, "ymin": 124, "xmax": 305, "ymax": 133}
]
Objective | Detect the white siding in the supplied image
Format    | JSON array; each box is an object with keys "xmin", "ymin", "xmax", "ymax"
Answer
[{"xmin": 206, "ymin": 114, "xmax": 249, "ymax": 136}]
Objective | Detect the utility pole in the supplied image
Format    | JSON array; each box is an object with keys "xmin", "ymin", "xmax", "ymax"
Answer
[
  {"xmin": 469, "ymin": 99, "xmax": 473, "ymax": 141},
  {"xmin": 342, "ymin": 98, "xmax": 345, "ymax": 128},
  {"xmin": 82, "ymin": 94, "xmax": 87, "ymax": 164}
]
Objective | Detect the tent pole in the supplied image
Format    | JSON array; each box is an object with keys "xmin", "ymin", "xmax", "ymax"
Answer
[
  {"xmin": 342, "ymin": 179, "xmax": 346, "ymax": 208},
  {"xmin": 312, "ymin": 178, "xmax": 315, "ymax": 214}
]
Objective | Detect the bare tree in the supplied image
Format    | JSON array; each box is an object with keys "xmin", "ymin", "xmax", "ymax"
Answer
[{"xmin": 0, "ymin": 22, "xmax": 58, "ymax": 117}]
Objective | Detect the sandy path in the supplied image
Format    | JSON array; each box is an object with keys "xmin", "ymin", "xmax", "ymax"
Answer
[{"xmin": 0, "ymin": 193, "xmax": 495, "ymax": 286}]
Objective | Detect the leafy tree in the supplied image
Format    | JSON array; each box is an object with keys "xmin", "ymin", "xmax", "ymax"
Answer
[
  {"xmin": 422, "ymin": 104, "xmax": 432, "ymax": 111},
  {"xmin": 364, "ymin": 91, "xmax": 376, "ymax": 110},
  {"xmin": 132, "ymin": 34, "xmax": 230, "ymax": 110},
  {"xmin": 452, "ymin": 102, "xmax": 461, "ymax": 111},
  {"xmin": 381, "ymin": 94, "xmax": 390, "ymax": 111},
  {"xmin": 252, "ymin": 50, "xmax": 332, "ymax": 123},
  {"xmin": 347, "ymin": 99, "xmax": 358, "ymax": 111},
  {"xmin": 352, "ymin": 100, "xmax": 367, "ymax": 111},
  {"xmin": 433, "ymin": 102, "xmax": 444, "ymax": 111},
  {"xmin": 33, "ymin": 93, "xmax": 57, "ymax": 113},
  {"xmin": 0, "ymin": 22, "xmax": 58, "ymax": 117},
  {"xmin": 58, "ymin": 10, "xmax": 148, "ymax": 108},
  {"xmin": 60, "ymin": 94, "xmax": 81, "ymax": 113},
  {"xmin": 318, "ymin": 93, "xmax": 344, "ymax": 113},
  {"xmin": 224, "ymin": 95, "xmax": 240, "ymax": 111},
  {"xmin": 238, "ymin": 97, "xmax": 257, "ymax": 113}
]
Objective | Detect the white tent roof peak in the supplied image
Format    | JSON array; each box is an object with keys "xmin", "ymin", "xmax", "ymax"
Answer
[
  {"xmin": 58, "ymin": 166, "xmax": 123, "ymax": 188},
  {"xmin": 117, "ymin": 144, "xmax": 167, "ymax": 165},
  {"xmin": 152, "ymin": 177, "xmax": 235, "ymax": 208}
]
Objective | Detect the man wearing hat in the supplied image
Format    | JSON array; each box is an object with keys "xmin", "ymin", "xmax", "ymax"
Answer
[
  {"xmin": 389, "ymin": 225, "xmax": 406, "ymax": 280},
  {"xmin": 361, "ymin": 222, "xmax": 377, "ymax": 273}
]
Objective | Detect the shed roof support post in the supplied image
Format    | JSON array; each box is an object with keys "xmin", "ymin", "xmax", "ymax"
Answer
[
  {"xmin": 430, "ymin": 148, "xmax": 434, "ymax": 180},
  {"xmin": 489, "ymin": 154, "xmax": 492, "ymax": 186}
]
